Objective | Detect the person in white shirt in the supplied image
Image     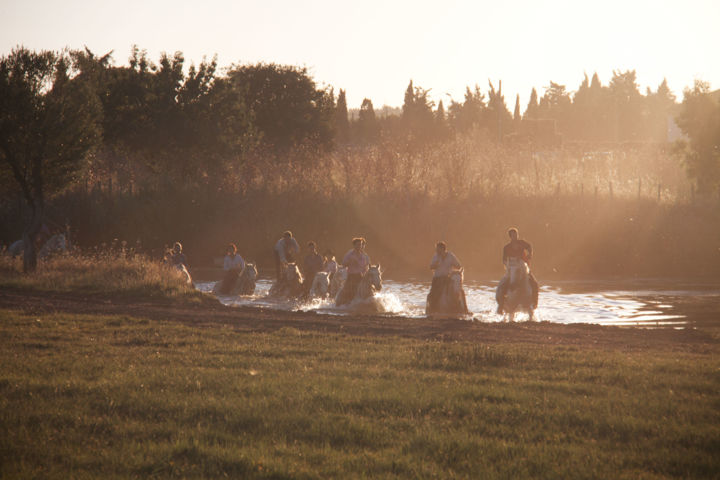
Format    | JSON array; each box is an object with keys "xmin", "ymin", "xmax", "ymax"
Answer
[
  {"xmin": 224, "ymin": 243, "xmax": 245, "ymax": 272},
  {"xmin": 274, "ymin": 231, "xmax": 300, "ymax": 281},
  {"xmin": 427, "ymin": 241, "xmax": 462, "ymax": 313},
  {"xmin": 217, "ymin": 243, "xmax": 245, "ymax": 294},
  {"xmin": 336, "ymin": 237, "xmax": 370, "ymax": 305}
]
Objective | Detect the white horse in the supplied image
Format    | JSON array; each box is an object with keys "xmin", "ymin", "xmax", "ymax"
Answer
[
  {"xmin": 329, "ymin": 266, "xmax": 347, "ymax": 298},
  {"xmin": 269, "ymin": 263, "xmax": 304, "ymax": 299},
  {"xmin": 426, "ymin": 269, "xmax": 469, "ymax": 316},
  {"xmin": 335, "ymin": 265, "xmax": 384, "ymax": 312},
  {"xmin": 233, "ymin": 263, "xmax": 257, "ymax": 296},
  {"xmin": 501, "ymin": 257, "xmax": 534, "ymax": 321},
  {"xmin": 7, "ymin": 234, "xmax": 67, "ymax": 259},
  {"xmin": 38, "ymin": 234, "xmax": 67, "ymax": 259},
  {"xmin": 309, "ymin": 271, "xmax": 331, "ymax": 298},
  {"xmin": 174, "ymin": 263, "xmax": 193, "ymax": 286},
  {"xmin": 213, "ymin": 263, "xmax": 258, "ymax": 296}
]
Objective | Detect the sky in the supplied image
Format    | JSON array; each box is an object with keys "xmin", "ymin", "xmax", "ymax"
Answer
[{"xmin": 1, "ymin": 0, "xmax": 718, "ymax": 111}]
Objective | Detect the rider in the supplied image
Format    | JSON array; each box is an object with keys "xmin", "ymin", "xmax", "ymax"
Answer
[
  {"xmin": 336, "ymin": 237, "xmax": 370, "ymax": 306},
  {"xmin": 170, "ymin": 242, "xmax": 188, "ymax": 269},
  {"xmin": 496, "ymin": 227, "xmax": 539, "ymax": 314},
  {"xmin": 274, "ymin": 231, "xmax": 300, "ymax": 281},
  {"xmin": 427, "ymin": 241, "xmax": 462, "ymax": 313},
  {"xmin": 219, "ymin": 243, "xmax": 245, "ymax": 294},
  {"xmin": 303, "ymin": 241, "xmax": 325, "ymax": 295}
]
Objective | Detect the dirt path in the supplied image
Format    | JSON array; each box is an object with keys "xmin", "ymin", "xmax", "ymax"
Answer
[{"xmin": 0, "ymin": 288, "xmax": 717, "ymax": 353}]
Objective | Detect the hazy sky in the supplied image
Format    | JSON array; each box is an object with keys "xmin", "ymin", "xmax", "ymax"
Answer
[{"xmin": 1, "ymin": 0, "xmax": 718, "ymax": 110}]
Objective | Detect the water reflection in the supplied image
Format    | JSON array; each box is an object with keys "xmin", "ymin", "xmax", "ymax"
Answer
[{"xmin": 196, "ymin": 278, "xmax": 719, "ymax": 328}]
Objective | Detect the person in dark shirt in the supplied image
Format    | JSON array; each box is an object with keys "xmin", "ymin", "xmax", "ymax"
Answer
[
  {"xmin": 496, "ymin": 228, "xmax": 539, "ymax": 314},
  {"xmin": 170, "ymin": 242, "xmax": 188, "ymax": 268}
]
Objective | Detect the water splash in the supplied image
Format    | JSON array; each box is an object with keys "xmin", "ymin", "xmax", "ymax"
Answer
[{"xmin": 196, "ymin": 278, "xmax": 719, "ymax": 327}]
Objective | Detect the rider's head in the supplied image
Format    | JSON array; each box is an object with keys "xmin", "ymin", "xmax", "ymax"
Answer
[
  {"xmin": 436, "ymin": 241, "xmax": 447, "ymax": 254},
  {"xmin": 352, "ymin": 237, "xmax": 365, "ymax": 251},
  {"xmin": 507, "ymin": 228, "xmax": 518, "ymax": 241},
  {"xmin": 173, "ymin": 242, "xmax": 182, "ymax": 253},
  {"xmin": 227, "ymin": 243, "xmax": 237, "ymax": 255},
  {"xmin": 307, "ymin": 241, "xmax": 317, "ymax": 253},
  {"xmin": 283, "ymin": 231, "xmax": 293, "ymax": 239}
]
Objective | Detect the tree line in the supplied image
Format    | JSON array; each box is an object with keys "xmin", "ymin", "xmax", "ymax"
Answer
[{"xmin": 1, "ymin": 45, "xmax": 719, "ymax": 271}]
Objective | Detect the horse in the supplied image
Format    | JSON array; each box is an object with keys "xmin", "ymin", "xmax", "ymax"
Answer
[
  {"xmin": 334, "ymin": 265, "xmax": 383, "ymax": 312},
  {"xmin": 269, "ymin": 263, "xmax": 304, "ymax": 299},
  {"xmin": 233, "ymin": 263, "xmax": 257, "ymax": 296},
  {"xmin": 213, "ymin": 269, "xmax": 240, "ymax": 295},
  {"xmin": 309, "ymin": 271, "xmax": 331, "ymax": 299},
  {"xmin": 500, "ymin": 257, "xmax": 534, "ymax": 321},
  {"xmin": 7, "ymin": 234, "xmax": 67, "ymax": 259},
  {"xmin": 426, "ymin": 269, "xmax": 469, "ymax": 316},
  {"xmin": 174, "ymin": 263, "xmax": 193, "ymax": 286},
  {"xmin": 38, "ymin": 234, "xmax": 67, "ymax": 259},
  {"xmin": 329, "ymin": 266, "xmax": 347, "ymax": 298}
]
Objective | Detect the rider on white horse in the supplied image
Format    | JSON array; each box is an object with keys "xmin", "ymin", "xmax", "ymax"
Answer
[
  {"xmin": 274, "ymin": 231, "xmax": 300, "ymax": 281},
  {"xmin": 427, "ymin": 241, "xmax": 462, "ymax": 313},
  {"xmin": 496, "ymin": 228, "xmax": 539, "ymax": 314},
  {"xmin": 216, "ymin": 243, "xmax": 245, "ymax": 294},
  {"xmin": 336, "ymin": 237, "xmax": 370, "ymax": 306}
]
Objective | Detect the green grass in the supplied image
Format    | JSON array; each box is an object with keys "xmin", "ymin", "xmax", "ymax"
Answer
[
  {"xmin": 0, "ymin": 310, "xmax": 718, "ymax": 479},
  {"xmin": 0, "ymin": 254, "xmax": 210, "ymax": 303}
]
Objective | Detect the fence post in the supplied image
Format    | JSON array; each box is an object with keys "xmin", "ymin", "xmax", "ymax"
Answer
[
  {"xmin": 657, "ymin": 184, "xmax": 661, "ymax": 202},
  {"xmin": 638, "ymin": 178, "xmax": 642, "ymax": 199}
]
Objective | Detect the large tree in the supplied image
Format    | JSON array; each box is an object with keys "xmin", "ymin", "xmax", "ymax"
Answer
[
  {"xmin": 674, "ymin": 80, "xmax": 720, "ymax": 193},
  {"xmin": 227, "ymin": 63, "xmax": 334, "ymax": 151},
  {"xmin": 0, "ymin": 47, "xmax": 102, "ymax": 271}
]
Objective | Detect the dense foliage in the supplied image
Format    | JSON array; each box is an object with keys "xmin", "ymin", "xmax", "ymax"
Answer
[{"xmin": 1, "ymin": 46, "xmax": 718, "ymax": 274}]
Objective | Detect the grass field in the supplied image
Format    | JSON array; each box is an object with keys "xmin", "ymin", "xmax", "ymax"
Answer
[{"xmin": 1, "ymin": 308, "xmax": 718, "ymax": 479}]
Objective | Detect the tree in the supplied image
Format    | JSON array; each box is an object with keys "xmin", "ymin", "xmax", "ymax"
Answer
[
  {"xmin": 674, "ymin": 80, "xmax": 720, "ymax": 193},
  {"xmin": 524, "ymin": 87, "xmax": 539, "ymax": 119},
  {"xmin": 487, "ymin": 80, "xmax": 512, "ymax": 141},
  {"xmin": 645, "ymin": 78, "xmax": 677, "ymax": 142},
  {"xmin": 401, "ymin": 79, "xmax": 435, "ymax": 144},
  {"xmin": 609, "ymin": 70, "xmax": 643, "ymax": 142},
  {"xmin": 356, "ymin": 98, "xmax": 380, "ymax": 143},
  {"xmin": 448, "ymin": 85, "xmax": 486, "ymax": 133},
  {"xmin": 227, "ymin": 63, "xmax": 334, "ymax": 151},
  {"xmin": 334, "ymin": 89, "xmax": 350, "ymax": 144},
  {"xmin": 0, "ymin": 47, "xmax": 102, "ymax": 271}
]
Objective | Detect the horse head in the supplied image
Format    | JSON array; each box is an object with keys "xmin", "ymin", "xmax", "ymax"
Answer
[
  {"xmin": 310, "ymin": 271, "xmax": 330, "ymax": 297},
  {"xmin": 243, "ymin": 263, "xmax": 258, "ymax": 281},
  {"xmin": 367, "ymin": 264, "xmax": 383, "ymax": 292},
  {"xmin": 285, "ymin": 263, "xmax": 303, "ymax": 286},
  {"xmin": 507, "ymin": 257, "xmax": 529, "ymax": 289}
]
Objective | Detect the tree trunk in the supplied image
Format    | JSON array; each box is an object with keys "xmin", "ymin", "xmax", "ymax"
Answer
[{"xmin": 22, "ymin": 202, "xmax": 43, "ymax": 273}]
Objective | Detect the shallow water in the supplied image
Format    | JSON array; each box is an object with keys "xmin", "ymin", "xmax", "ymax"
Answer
[{"xmin": 197, "ymin": 277, "xmax": 720, "ymax": 328}]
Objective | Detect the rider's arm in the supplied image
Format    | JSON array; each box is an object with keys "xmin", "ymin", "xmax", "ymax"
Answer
[
  {"xmin": 523, "ymin": 241, "xmax": 533, "ymax": 260},
  {"xmin": 502, "ymin": 244, "xmax": 508, "ymax": 265}
]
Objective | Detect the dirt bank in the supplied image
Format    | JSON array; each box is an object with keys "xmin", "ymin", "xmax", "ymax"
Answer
[{"xmin": 0, "ymin": 288, "xmax": 717, "ymax": 353}]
